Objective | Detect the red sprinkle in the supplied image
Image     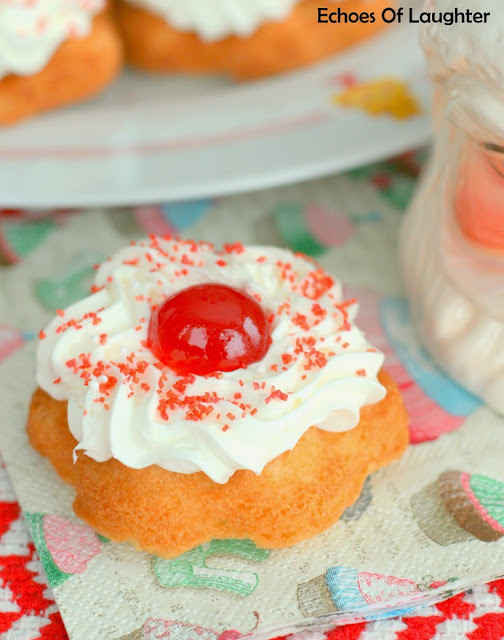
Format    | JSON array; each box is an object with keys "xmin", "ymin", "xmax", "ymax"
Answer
[
  {"xmin": 266, "ymin": 389, "xmax": 289, "ymax": 402},
  {"xmin": 300, "ymin": 269, "xmax": 334, "ymax": 300},
  {"xmin": 276, "ymin": 302, "xmax": 291, "ymax": 316},
  {"xmin": 223, "ymin": 242, "xmax": 245, "ymax": 254},
  {"xmin": 292, "ymin": 313, "xmax": 309, "ymax": 331},
  {"xmin": 311, "ymin": 303, "xmax": 327, "ymax": 318}
]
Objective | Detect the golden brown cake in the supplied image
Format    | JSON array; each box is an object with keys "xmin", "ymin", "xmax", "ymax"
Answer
[
  {"xmin": 28, "ymin": 370, "xmax": 408, "ymax": 557},
  {"xmin": 114, "ymin": 0, "xmax": 394, "ymax": 80},
  {"xmin": 0, "ymin": 9, "xmax": 122, "ymax": 125},
  {"xmin": 28, "ymin": 237, "xmax": 409, "ymax": 557}
]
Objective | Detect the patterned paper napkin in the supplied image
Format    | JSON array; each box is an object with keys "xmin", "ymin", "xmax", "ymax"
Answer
[{"xmin": 1, "ymin": 155, "xmax": 504, "ymax": 640}]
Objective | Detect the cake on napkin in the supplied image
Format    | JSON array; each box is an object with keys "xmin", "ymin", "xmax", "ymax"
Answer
[{"xmin": 28, "ymin": 237, "xmax": 409, "ymax": 557}]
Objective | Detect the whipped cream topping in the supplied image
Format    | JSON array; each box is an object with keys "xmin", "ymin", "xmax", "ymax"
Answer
[
  {"xmin": 129, "ymin": 0, "xmax": 346, "ymax": 42},
  {"xmin": 0, "ymin": 0, "xmax": 104, "ymax": 79},
  {"xmin": 37, "ymin": 238, "xmax": 385, "ymax": 483}
]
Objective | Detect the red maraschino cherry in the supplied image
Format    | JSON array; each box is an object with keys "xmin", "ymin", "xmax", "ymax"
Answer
[{"xmin": 148, "ymin": 283, "xmax": 270, "ymax": 376}]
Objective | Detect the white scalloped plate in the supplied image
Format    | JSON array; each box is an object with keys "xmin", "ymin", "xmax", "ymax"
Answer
[{"xmin": 0, "ymin": 21, "xmax": 431, "ymax": 208}]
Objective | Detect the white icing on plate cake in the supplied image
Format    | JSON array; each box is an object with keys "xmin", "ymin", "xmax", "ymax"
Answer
[{"xmin": 0, "ymin": 0, "xmax": 104, "ymax": 78}]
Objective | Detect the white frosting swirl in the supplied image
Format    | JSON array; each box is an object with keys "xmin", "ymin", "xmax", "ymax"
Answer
[
  {"xmin": 0, "ymin": 0, "xmax": 104, "ymax": 79},
  {"xmin": 130, "ymin": 0, "xmax": 299, "ymax": 41},
  {"xmin": 37, "ymin": 238, "xmax": 385, "ymax": 483},
  {"xmin": 129, "ymin": 0, "xmax": 346, "ymax": 42}
]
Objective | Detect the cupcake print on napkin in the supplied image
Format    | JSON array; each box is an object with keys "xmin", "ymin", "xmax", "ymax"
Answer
[
  {"xmin": 297, "ymin": 566, "xmax": 457, "ymax": 618},
  {"xmin": 411, "ymin": 471, "xmax": 504, "ymax": 546}
]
